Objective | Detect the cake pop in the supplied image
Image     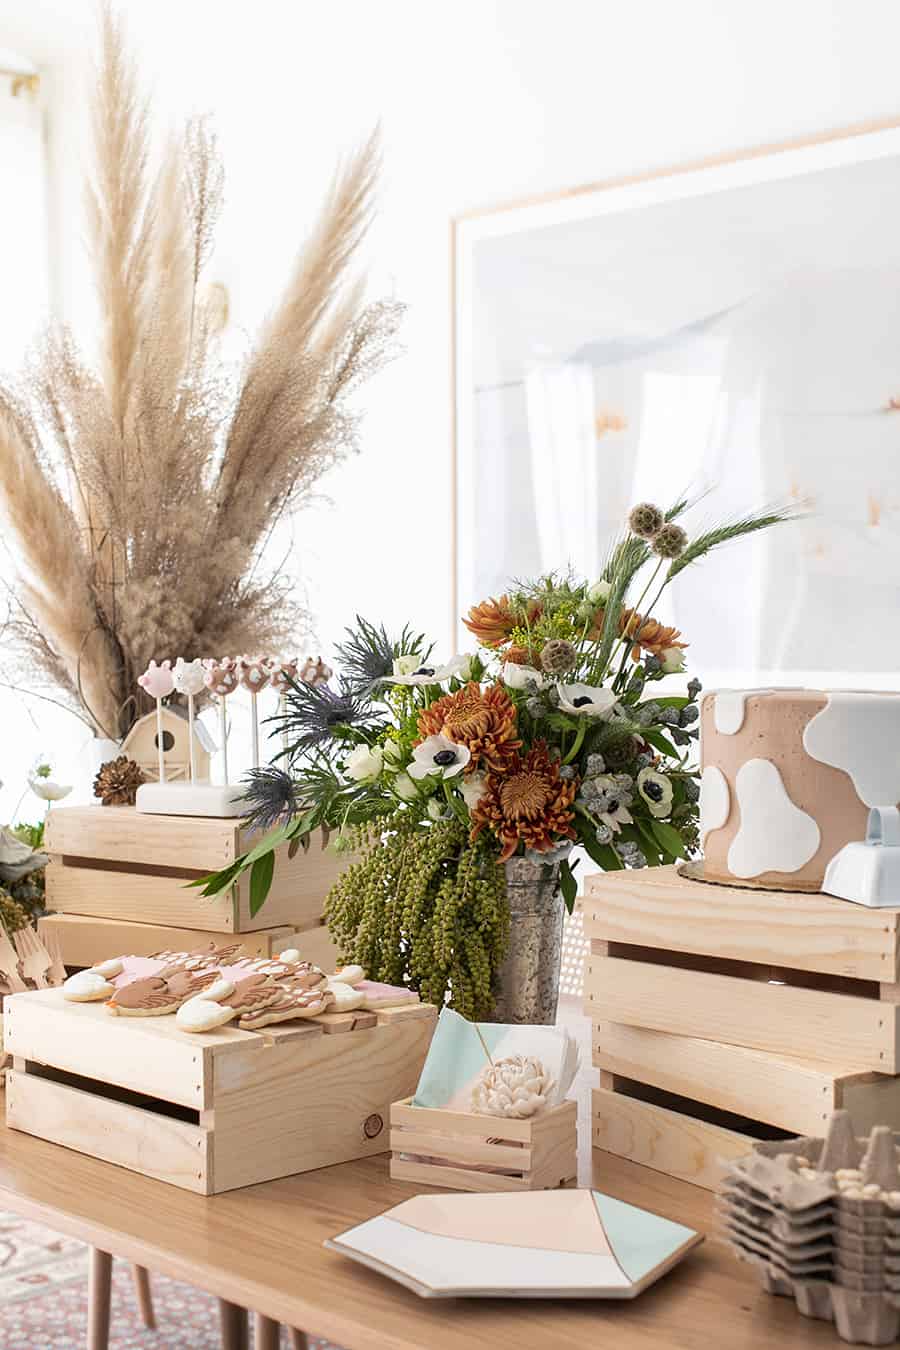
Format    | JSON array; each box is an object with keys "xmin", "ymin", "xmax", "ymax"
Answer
[
  {"xmin": 137, "ymin": 660, "xmax": 176, "ymax": 783},
  {"xmin": 203, "ymin": 657, "xmax": 239, "ymax": 783},
  {"xmin": 173, "ymin": 658, "xmax": 206, "ymax": 782}
]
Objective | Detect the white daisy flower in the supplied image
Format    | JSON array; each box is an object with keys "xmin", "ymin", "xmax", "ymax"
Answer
[
  {"xmin": 408, "ymin": 735, "xmax": 471, "ymax": 781},
  {"xmin": 558, "ymin": 683, "xmax": 617, "ymax": 718},
  {"xmin": 28, "ymin": 756, "xmax": 72, "ymax": 802}
]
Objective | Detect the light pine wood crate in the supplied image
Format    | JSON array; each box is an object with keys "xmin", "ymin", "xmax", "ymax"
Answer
[
  {"xmin": 37, "ymin": 913, "xmax": 340, "ymax": 972},
  {"xmin": 44, "ymin": 806, "xmax": 349, "ymax": 934},
  {"xmin": 390, "ymin": 1098, "xmax": 577, "ymax": 1192},
  {"xmin": 5, "ymin": 990, "xmax": 437, "ymax": 1194},
  {"xmin": 584, "ymin": 865, "xmax": 900, "ymax": 1190}
]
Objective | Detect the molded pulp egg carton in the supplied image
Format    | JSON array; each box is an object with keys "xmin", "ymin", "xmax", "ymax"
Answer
[{"xmin": 720, "ymin": 1111, "xmax": 900, "ymax": 1345}]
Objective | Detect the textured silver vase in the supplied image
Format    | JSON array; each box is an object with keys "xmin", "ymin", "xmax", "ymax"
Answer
[{"xmin": 492, "ymin": 848, "xmax": 570, "ymax": 1025}]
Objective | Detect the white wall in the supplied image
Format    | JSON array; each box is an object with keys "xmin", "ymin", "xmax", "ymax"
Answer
[{"xmin": 2, "ymin": 0, "xmax": 900, "ymax": 809}]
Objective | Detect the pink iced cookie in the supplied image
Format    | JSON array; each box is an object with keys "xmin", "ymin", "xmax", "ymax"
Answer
[
  {"xmin": 137, "ymin": 659, "xmax": 175, "ymax": 699},
  {"xmin": 355, "ymin": 981, "xmax": 420, "ymax": 1011}
]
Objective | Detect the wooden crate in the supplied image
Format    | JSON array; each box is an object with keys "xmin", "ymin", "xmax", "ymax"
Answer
[
  {"xmin": 390, "ymin": 1098, "xmax": 577, "ymax": 1193},
  {"xmin": 4, "ymin": 989, "xmax": 437, "ymax": 1194},
  {"xmin": 44, "ymin": 806, "xmax": 348, "ymax": 933},
  {"xmin": 584, "ymin": 865, "xmax": 900, "ymax": 1191}
]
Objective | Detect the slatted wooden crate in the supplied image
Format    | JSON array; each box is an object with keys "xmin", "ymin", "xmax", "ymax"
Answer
[
  {"xmin": 584, "ymin": 865, "xmax": 900, "ymax": 1191},
  {"xmin": 390, "ymin": 1098, "xmax": 577, "ymax": 1192},
  {"xmin": 44, "ymin": 806, "xmax": 347, "ymax": 934},
  {"xmin": 37, "ymin": 914, "xmax": 340, "ymax": 972},
  {"xmin": 5, "ymin": 989, "xmax": 436, "ymax": 1194}
]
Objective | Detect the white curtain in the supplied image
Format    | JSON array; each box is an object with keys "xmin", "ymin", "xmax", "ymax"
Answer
[{"xmin": 524, "ymin": 363, "xmax": 601, "ymax": 579}]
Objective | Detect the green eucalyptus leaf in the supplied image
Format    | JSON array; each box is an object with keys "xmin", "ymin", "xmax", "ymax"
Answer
[
  {"xmin": 649, "ymin": 818, "xmax": 688, "ymax": 859},
  {"xmin": 559, "ymin": 858, "xmax": 578, "ymax": 914},
  {"xmin": 249, "ymin": 851, "xmax": 276, "ymax": 917},
  {"xmin": 640, "ymin": 728, "xmax": 680, "ymax": 759}
]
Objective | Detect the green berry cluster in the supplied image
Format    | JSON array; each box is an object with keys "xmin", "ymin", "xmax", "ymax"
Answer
[{"xmin": 324, "ymin": 813, "xmax": 509, "ymax": 1020}]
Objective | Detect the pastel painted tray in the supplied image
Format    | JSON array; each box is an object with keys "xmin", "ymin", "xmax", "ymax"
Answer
[{"xmin": 325, "ymin": 1188, "xmax": 703, "ymax": 1298}]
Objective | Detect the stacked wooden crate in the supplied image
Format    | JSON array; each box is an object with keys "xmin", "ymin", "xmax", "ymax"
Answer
[
  {"xmin": 39, "ymin": 806, "xmax": 345, "ymax": 969},
  {"xmin": 584, "ymin": 865, "xmax": 900, "ymax": 1191}
]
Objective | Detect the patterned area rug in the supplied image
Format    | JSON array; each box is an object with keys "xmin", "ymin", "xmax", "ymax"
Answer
[{"xmin": 0, "ymin": 1211, "xmax": 339, "ymax": 1348}]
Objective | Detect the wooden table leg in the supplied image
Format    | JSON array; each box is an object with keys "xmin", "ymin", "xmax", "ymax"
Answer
[
  {"xmin": 254, "ymin": 1311, "xmax": 281, "ymax": 1349},
  {"xmin": 218, "ymin": 1300, "xmax": 249, "ymax": 1350},
  {"xmin": 87, "ymin": 1248, "xmax": 112, "ymax": 1350},
  {"xmin": 290, "ymin": 1330, "xmax": 310, "ymax": 1350},
  {"xmin": 131, "ymin": 1264, "xmax": 155, "ymax": 1328}
]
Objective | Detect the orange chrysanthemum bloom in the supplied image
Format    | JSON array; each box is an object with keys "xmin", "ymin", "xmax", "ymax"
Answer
[
  {"xmin": 463, "ymin": 595, "xmax": 541, "ymax": 648},
  {"xmin": 504, "ymin": 644, "xmax": 542, "ymax": 667},
  {"xmin": 619, "ymin": 609, "xmax": 688, "ymax": 661},
  {"xmin": 416, "ymin": 682, "xmax": 520, "ymax": 772},
  {"xmin": 470, "ymin": 743, "xmax": 577, "ymax": 863}
]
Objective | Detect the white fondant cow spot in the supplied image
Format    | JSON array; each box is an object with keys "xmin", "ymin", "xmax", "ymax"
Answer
[
  {"xmin": 712, "ymin": 689, "xmax": 774, "ymax": 736},
  {"xmin": 727, "ymin": 759, "xmax": 820, "ymax": 879},
  {"xmin": 803, "ymin": 693, "xmax": 900, "ymax": 808},
  {"xmin": 700, "ymin": 766, "xmax": 730, "ymax": 841}
]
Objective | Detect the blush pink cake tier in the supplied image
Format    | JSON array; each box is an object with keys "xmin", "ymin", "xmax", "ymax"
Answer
[{"xmin": 698, "ymin": 688, "xmax": 900, "ymax": 891}]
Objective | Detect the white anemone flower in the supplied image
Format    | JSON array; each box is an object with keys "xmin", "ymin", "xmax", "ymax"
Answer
[
  {"xmin": 409, "ymin": 735, "xmax": 471, "ymax": 781},
  {"xmin": 637, "ymin": 767, "xmax": 674, "ymax": 818},
  {"xmin": 27, "ymin": 756, "xmax": 72, "ymax": 802},
  {"xmin": 389, "ymin": 656, "xmax": 469, "ymax": 686},
  {"xmin": 558, "ymin": 683, "xmax": 617, "ymax": 718},
  {"xmin": 502, "ymin": 662, "xmax": 544, "ymax": 691},
  {"xmin": 345, "ymin": 744, "xmax": 383, "ymax": 783}
]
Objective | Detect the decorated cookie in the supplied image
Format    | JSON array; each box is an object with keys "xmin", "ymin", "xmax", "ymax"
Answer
[
  {"xmin": 63, "ymin": 970, "xmax": 116, "ymax": 1002},
  {"xmin": 137, "ymin": 659, "xmax": 176, "ymax": 700},
  {"xmin": 91, "ymin": 958, "xmax": 124, "ymax": 979},
  {"xmin": 176, "ymin": 998, "xmax": 238, "ymax": 1033},
  {"xmin": 232, "ymin": 957, "xmax": 325, "ymax": 989},
  {"xmin": 328, "ymin": 964, "xmax": 365, "ymax": 986},
  {"xmin": 324, "ymin": 980, "xmax": 365, "ymax": 1012},
  {"xmin": 172, "ymin": 657, "xmax": 206, "ymax": 698},
  {"xmin": 277, "ymin": 948, "xmax": 301, "ymax": 964},
  {"xmin": 106, "ymin": 965, "xmax": 220, "ymax": 1017},
  {"xmin": 202, "ymin": 657, "xmax": 239, "ymax": 697},
  {"xmin": 238, "ymin": 655, "xmax": 272, "ymax": 693},
  {"xmin": 354, "ymin": 980, "xmax": 420, "ymax": 1011},
  {"xmin": 237, "ymin": 985, "xmax": 334, "ymax": 1031},
  {"xmin": 269, "ymin": 659, "xmax": 299, "ymax": 693}
]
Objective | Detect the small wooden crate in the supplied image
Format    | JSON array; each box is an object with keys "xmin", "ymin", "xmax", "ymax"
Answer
[
  {"xmin": 5, "ymin": 989, "xmax": 436, "ymax": 1194},
  {"xmin": 44, "ymin": 806, "xmax": 348, "ymax": 934},
  {"xmin": 584, "ymin": 865, "xmax": 900, "ymax": 1191},
  {"xmin": 390, "ymin": 1098, "xmax": 577, "ymax": 1193}
]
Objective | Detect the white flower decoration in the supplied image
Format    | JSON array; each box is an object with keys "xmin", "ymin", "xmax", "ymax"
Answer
[
  {"xmin": 382, "ymin": 737, "xmax": 405, "ymax": 768},
  {"xmin": 588, "ymin": 578, "xmax": 612, "ymax": 604},
  {"xmin": 392, "ymin": 654, "xmax": 421, "ymax": 676},
  {"xmin": 660, "ymin": 647, "xmax": 686, "ymax": 674},
  {"xmin": 393, "ymin": 772, "xmax": 420, "ymax": 802},
  {"xmin": 28, "ymin": 756, "xmax": 72, "ymax": 802},
  {"xmin": 460, "ymin": 770, "xmax": 488, "ymax": 811},
  {"xmin": 502, "ymin": 662, "xmax": 544, "ymax": 690},
  {"xmin": 409, "ymin": 735, "xmax": 471, "ymax": 781},
  {"xmin": 558, "ymin": 683, "xmax": 617, "ymax": 718},
  {"xmin": 390, "ymin": 656, "xmax": 468, "ymax": 686},
  {"xmin": 637, "ymin": 767, "xmax": 673, "ymax": 818},
  {"xmin": 345, "ymin": 744, "xmax": 384, "ymax": 783}
]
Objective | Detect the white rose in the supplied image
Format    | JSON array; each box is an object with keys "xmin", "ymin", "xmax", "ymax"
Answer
[
  {"xmin": 394, "ymin": 772, "xmax": 419, "ymax": 802},
  {"xmin": 460, "ymin": 771, "xmax": 488, "ymax": 811},
  {"xmin": 502, "ymin": 662, "xmax": 544, "ymax": 690},
  {"xmin": 392, "ymin": 654, "xmax": 420, "ymax": 676},
  {"xmin": 345, "ymin": 744, "xmax": 383, "ymax": 783},
  {"xmin": 660, "ymin": 647, "xmax": 686, "ymax": 674},
  {"xmin": 588, "ymin": 578, "xmax": 612, "ymax": 605}
]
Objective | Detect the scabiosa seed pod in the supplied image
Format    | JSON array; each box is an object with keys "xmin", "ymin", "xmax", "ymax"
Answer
[
  {"xmin": 680, "ymin": 705, "xmax": 699, "ymax": 726},
  {"xmin": 540, "ymin": 639, "xmax": 578, "ymax": 675},
  {"xmin": 629, "ymin": 502, "xmax": 664, "ymax": 539},
  {"xmin": 652, "ymin": 522, "xmax": 688, "ymax": 559}
]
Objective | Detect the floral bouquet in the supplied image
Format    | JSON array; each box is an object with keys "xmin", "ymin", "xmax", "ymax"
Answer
[{"xmin": 195, "ymin": 497, "xmax": 796, "ymax": 1019}]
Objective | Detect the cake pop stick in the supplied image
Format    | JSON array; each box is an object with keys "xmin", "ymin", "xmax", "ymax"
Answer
[
  {"xmin": 270, "ymin": 657, "xmax": 299, "ymax": 755},
  {"xmin": 238, "ymin": 656, "xmax": 272, "ymax": 769},
  {"xmin": 203, "ymin": 658, "xmax": 239, "ymax": 783},
  {"xmin": 137, "ymin": 660, "xmax": 176, "ymax": 783},
  {"xmin": 173, "ymin": 658, "xmax": 206, "ymax": 782}
]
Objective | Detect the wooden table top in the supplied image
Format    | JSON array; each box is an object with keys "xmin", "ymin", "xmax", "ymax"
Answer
[{"xmin": 0, "ymin": 1072, "xmax": 839, "ymax": 1349}]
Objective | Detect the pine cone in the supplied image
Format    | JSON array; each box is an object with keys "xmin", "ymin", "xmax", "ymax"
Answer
[
  {"xmin": 93, "ymin": 755, "xmax": 145, "ymax": 807},
  {"xmin": 470, "ymin": 1055, "xmax": 555, "ymax": 1118}
]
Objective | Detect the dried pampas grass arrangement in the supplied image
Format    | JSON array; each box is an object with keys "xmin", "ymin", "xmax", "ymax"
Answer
[{"xmin": 0, "ymin": 3, "xmax": 401, "ymax": 738}]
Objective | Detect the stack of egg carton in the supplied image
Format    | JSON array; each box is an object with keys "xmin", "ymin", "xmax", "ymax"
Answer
[{"xmin": 720, "ymin": 1111, "xmax": 900, "ymax": 1346}]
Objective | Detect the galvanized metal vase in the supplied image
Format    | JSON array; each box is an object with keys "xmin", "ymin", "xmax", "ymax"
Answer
[{"xmin": 492, "ymin": 847, "xmax": 571, "ymax": 1024}]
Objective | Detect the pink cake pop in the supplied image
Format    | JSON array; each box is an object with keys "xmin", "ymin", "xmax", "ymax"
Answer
[
  {"xmin": 300, "ymin": 656, "xmax": 333, "ymax": 687},
  {"xmin": 238, "ymin": 656, "xmax": 273, "ymax": 768},
  {"xmin": 137, "ymin": 660, "xmax": 176, "ymax": 783},
  {"xmin": 269, "ymin": 658, "xmax": 299, "ymax": 694},
  {"xmin": 173, "ymin": 658, "xmax": 206, "ymax": 782}
]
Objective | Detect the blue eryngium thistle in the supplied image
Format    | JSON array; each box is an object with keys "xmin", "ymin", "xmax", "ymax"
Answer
[
  {"xmin": 239, "ymin": 766, "xmax": 299, "ymax": 832},
  {"xmin": 268, "ymin": 678, "xmax": 375, "ymax": 760},
  {"xmin": 334, "ymin": 615, "xmax": 428, "ymax": 696}
]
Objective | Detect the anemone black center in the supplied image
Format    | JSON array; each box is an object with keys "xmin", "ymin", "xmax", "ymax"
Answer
[
  {"xmin": 644, "ymin": 780, "xmax": 664, "ymax": 802},
  {"xmin": 573, "ymin": 695, "xmax": 592, "ymax": 708},
  {"xmin": 433, "ymin": 749, "xmax": 457, "ymax": 766},
  {"xmin": 607, "ymin": 798, "xmax": 619, "ymax": 811},
  {"xmin": 415, "ymin": 667, "xmax": 435, "ymax": 677}
]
